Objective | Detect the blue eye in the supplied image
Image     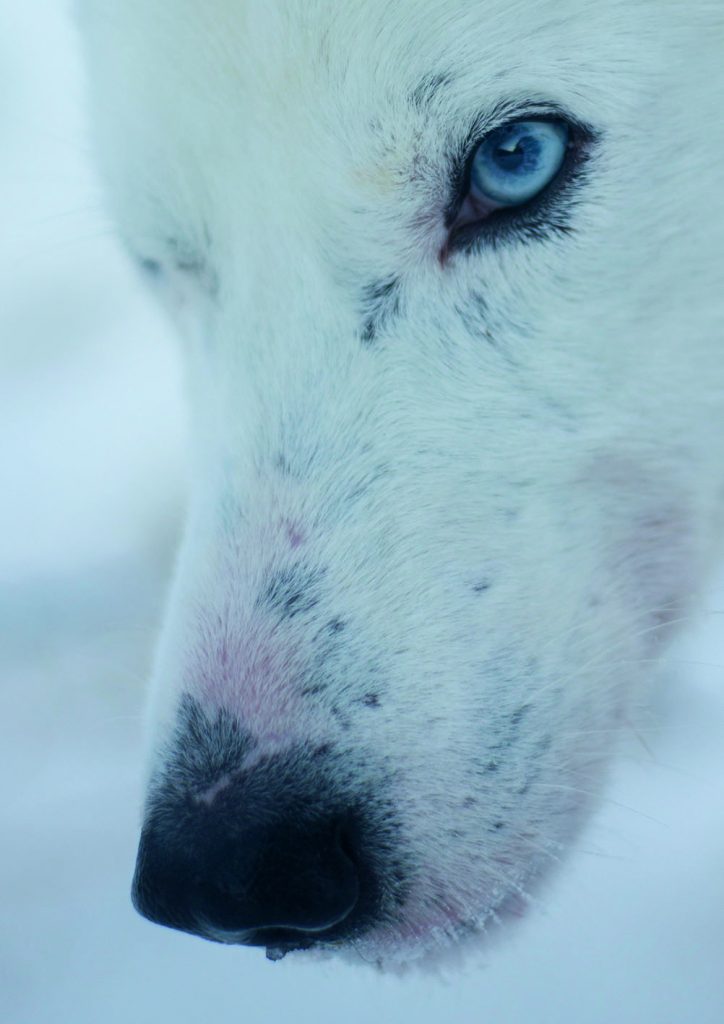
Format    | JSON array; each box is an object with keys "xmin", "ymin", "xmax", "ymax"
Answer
[{"xmin": 470, "ymin": 120, "xmax": 569, "ymax": 207}]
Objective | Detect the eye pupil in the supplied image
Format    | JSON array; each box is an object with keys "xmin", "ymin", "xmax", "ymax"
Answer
[{"xmin": 493, "ymin": 137, "xmax": 536, "ymax": 173}]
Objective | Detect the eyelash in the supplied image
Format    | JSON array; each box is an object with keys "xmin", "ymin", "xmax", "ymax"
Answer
[{"xmin": 445, "ymin": 109, "xmax": 598, "ymax": 255}]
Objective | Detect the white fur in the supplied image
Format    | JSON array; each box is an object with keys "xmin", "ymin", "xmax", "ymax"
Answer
[{"xmin": 76, "ymin": 0, "xmax": 724, "ymax": 969}]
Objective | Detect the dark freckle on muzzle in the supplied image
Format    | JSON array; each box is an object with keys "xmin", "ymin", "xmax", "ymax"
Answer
[
  {"xmin": 360, "ymin": 277, "xmax": 400, "ymax": 345},
  {"xmin": 257, "ymin": 563, "xmax": 327, "ymax": 622},
  {"xmin": 509, "ymin": 704, "xmax": 531, "ymax": 728},
  {"xmin": 301, "ymin": 682, "xmax": 327, "ymax": 697},
  {"xmin": 131, "ymin": 699, "xmax": 408, "ymax": 955},
  {"xmin": 274, "ymin": 452, "xmax": 293, "ymax": 476}
]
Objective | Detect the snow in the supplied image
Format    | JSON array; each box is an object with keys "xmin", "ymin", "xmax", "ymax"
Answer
[{"xmin": 2, "ymin": 3, "xmax": 723, "ymax": 1022}]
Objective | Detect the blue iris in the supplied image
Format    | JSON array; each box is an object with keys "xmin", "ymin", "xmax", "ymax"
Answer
[{"xmin": 470, "ymin": 120, "xmax": 569, "ymax": 206}]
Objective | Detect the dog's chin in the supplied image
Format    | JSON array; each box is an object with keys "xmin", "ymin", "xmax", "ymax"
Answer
[
  {"xmin": 362, "ymin": 840, "xmax": 572, "ymax": 973},
  {"xmin": 279, "ymin": 885, "xmax": 536, "ymax": 975}
]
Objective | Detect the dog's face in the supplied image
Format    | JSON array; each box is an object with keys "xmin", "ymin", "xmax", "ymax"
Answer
[{"xmin": 78, "ymin": 0, "xmax": 724, "ymax": 968}]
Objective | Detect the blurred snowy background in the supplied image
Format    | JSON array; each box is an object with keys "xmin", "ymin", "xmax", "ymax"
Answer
[{"xmin": 1, "ymin": 2, "xmax": 723, "ymax": 1022}]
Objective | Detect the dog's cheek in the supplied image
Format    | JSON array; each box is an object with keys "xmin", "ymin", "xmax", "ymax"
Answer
[
  {"xmin": 620, "ymin": 504, "xmax": 699, "ymax": 646},
  {"xmin": 577, "ymin": 454, "xmax": 701, "ymax": 646}
]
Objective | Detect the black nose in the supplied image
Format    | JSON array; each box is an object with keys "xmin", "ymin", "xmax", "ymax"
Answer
[
  {"xmin": 133, "ymin": 810, "xmax": 359, "ymax": 944},
  {"xmin": 132, "ymin": 769, "xmax": 365, "ymax": 951}
]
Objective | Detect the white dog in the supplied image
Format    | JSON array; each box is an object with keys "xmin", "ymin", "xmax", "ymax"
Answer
[{"xmin": 76, "ymin": 0, "xmax": 724, "ymax": 969}]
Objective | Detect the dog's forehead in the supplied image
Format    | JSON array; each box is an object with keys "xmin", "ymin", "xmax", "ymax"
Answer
[
  {"xmin": 78, "ymin": 0, "xmax": 650, "ymax": 124},
  {"xmin": 78, "ymin": 0, "xmax": 657, "ymax": 245}
]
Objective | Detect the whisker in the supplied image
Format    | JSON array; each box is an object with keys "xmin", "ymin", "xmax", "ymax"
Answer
[{"xmin": 526, "ymin": 781, "xmax": 665, "ymax": 825}]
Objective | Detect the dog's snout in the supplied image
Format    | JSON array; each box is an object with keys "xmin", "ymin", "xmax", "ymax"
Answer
[{"xmin": 131, "ymin": 763, "xmax": 368, "ymax": 950}]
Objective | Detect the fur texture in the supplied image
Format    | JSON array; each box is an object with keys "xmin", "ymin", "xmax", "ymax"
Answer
[{"xmin": 77, "ymin": 0, "xmax": 724, "ymax": 969}]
